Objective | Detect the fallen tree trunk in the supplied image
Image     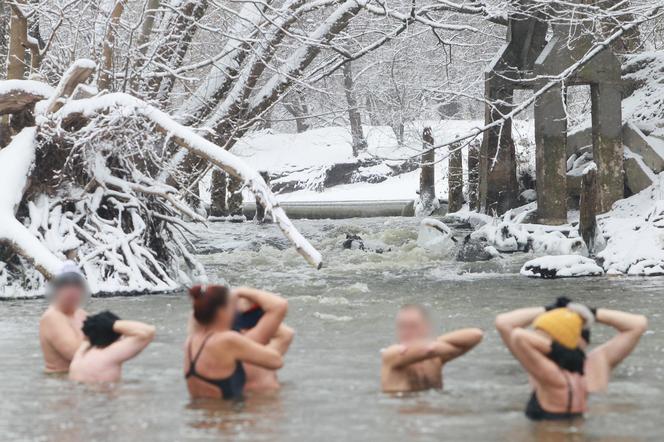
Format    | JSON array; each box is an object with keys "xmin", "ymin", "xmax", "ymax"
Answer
[
  {"xmin": 0, "ymin": 127, "xmax": 62, "ymax": 278},
  {"xmin": 0, "ymin": 80, "xmax": 54, "ymax": 115},
  {"xmin": 54, "ymin": 92, "xmax": 324, "ymax": 269}
]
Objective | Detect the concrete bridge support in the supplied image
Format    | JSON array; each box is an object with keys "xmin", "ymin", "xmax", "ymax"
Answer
[{"xmin": 534, "ymin": 30, "xmax": 623, "ymax": 224}]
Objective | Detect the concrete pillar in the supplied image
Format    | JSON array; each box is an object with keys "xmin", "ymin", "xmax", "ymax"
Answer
[
  {"xmin": 591, "ymin": 82, "xmax": 624, "ymax": 213},
  {"xmin": 535, "ymin": 83, "xmax": 568, "ymax": 224},
  {"xmin": 579, "ymin": 165, "xmax": 598, "ymax": 255},
  {"xmin": 448, "ymin": 143, "xmax": 464, "ymax": 213},
  {"xmin": 479, "ymin": 82, "xmax": 518, "ymax": 215}
]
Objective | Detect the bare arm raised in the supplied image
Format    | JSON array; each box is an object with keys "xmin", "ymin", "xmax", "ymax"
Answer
[
  {"xmin": 382, "ymin": 328, "xmax": 483, "ymax": 369},
  {"xmin": 234, "ymin": 287, "xmax": 288, "ymax": 345},
  {"xmin": 227, "ymin": 332, "xmax": 284, "ymax": 370},
  {"xmin": 495, "ymin": 307, "xmax": 545, "ymax": 355},
  {"xmin": 586, "ymin": 309, "xmax": 647, "ymax": 392},
  {"xmin": 509, "ymin": 328, "xmax": 566, "ymax": 388},
  {"xmin": 102, "ymin": 320, "xmax": 156, "ymax": 364}
]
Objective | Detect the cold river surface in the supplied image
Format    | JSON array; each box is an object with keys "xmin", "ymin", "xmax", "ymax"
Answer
[{"xmin": 1, "ymin": 217, "xmax": 663, "ymax": 441}]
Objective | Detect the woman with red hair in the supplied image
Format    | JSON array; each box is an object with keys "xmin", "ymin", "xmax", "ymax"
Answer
[{"xmin": 184, "ymin": 284, "xmax": 283, "ymax": 401}]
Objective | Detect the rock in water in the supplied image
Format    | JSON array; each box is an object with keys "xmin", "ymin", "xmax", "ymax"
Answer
[
  {"xmin": 342, "ymin": 234, "xmax": 366, "ymax": 251},
  {"xmin": 456, "ymin": 235, "xmax": 498, "ymax": 262},
  {"xmin": 521, "ymin": 255, "xmax": 604, "ymax": 279},
  {"xmin": 342, "ymin": 234, "xmax": 390, "ymax": 254}
]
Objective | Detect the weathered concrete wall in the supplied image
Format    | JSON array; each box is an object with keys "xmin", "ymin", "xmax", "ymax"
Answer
[
  {"xmin": 479, "ymin": 5, "xmax": 548, "ymax": 216},
  {"xmin": 534, "ymin": 81, "xmax": 568, "ymax": 224},
  {"xmin": 534, "ymin": 30, "xmax": 623, "ymax": 222},
  {"xmin": 591, "ymin": 82, "xmax": 624, "ymax": 212}
]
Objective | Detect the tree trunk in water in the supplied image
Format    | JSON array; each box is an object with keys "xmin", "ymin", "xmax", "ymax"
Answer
[
  {"xmin": 255, "ymin": 171, "xmax": 272, "ymax": 223},
  {"xmin": 343, "ymin": 61, "xmax": 366, "ymax": 156},
  {"xmin": 448, "ymin": 144, "xmax": 464, "ymax": 213},
  {"xmin": 209, "ymin": 168, "xmax": 228, "ymax": 217},
  {"xmin": 227, "ymin": 174, "xmax": 244, "ymax": 220},
  {"xmin": 579, "ymin": 165, "xmax": 598, "ymax": 256},
  {"xmin": 417, "ymin": 127, "xmax": 437, "ymax": 216},
  {"xmin": 467, "ymin": 140, "xmax": 480, "ymax": 211}
]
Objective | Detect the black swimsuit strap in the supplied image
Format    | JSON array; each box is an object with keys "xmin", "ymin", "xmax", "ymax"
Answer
[
  {"xmin": 563, "ymin": 372, "xmax": 574, "ymax": 414},
  {"xmin": 188, "ymin": 333, "xmax": 214, "ymax": 369}
]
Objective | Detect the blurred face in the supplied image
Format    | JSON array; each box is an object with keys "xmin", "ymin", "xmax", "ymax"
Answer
[
  {"xmin": 213, "ymin": 292, "xmax": 237, "ymax": 329},
  {"xmin": 53, "ymin": 284, "xmax": 84, "ymax": 312},
  {"xmin": 396, "ymin": 307, "xmax": 431, "ymax": 344}
]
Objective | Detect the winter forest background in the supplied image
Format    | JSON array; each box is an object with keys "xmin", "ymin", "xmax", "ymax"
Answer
[{"xmin": 1, "ymin": 0, "xmax": 663, "ymax": 296}]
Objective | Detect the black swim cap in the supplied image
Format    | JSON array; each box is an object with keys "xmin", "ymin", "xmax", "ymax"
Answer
[
  {"xmin": 233, "ymin": 306, "xmax": 265, "ymax": 331},
  {"xmin": 82, "ymin": 311, "xmax": 121, "ymax": 348}
]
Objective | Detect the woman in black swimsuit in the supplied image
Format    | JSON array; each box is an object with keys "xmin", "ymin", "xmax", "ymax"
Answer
[
  {"xmin": 184, "ymin": 284, "xmax": 283, "ymax": 400},
  {"xmin": 496, "ymin": 298, "xmax": 648, "ymax": 421},
  {"xmin": 495, "ymin": 301, "xmax": 594, "ymax": 420}
]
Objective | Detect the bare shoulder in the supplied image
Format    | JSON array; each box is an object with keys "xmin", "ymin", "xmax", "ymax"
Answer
[
  {"xmin": 208, "ymin": 330, "xmax": 242, "ymax": 346},
  {"xmin": 40, "ymin": 307, "xmax": 65, "ymax": 328}
]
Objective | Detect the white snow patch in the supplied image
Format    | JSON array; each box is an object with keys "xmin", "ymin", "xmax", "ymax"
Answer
[{"xmin": 521, "ymin": 255, "xmax": 604, "ymax": 278}]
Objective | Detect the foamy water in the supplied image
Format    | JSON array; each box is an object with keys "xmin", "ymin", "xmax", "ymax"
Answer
[{"xmin": 1, "ymin": 218, "xmax": 662, "ymax": 441}]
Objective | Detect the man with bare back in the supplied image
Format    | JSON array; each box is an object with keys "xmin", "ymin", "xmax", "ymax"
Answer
[
  {"xmin": 381, "ymin": 305, "xmax": 483, "ymax": 393},
  {"xmin": 39, "ymin": 261, "xmax": 89, "ymax": 373}
]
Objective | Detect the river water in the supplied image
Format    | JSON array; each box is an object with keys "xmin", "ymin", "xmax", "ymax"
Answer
[{"xmin": 1, "ymin": 217, "xmax": 662, "ymax": 441}]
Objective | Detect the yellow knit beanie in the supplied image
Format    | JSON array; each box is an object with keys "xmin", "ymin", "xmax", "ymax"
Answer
[{"xmin": 533, "ymin": 308, "xmax": 583, "ymax": 349}]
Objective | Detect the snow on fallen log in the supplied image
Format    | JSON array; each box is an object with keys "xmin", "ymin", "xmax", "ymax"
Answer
[
  {"xmin": 41, "ymin": 59, "xmax": 96, "ymax": 114},
  {"xmin": 417, "ymin": 218, "xmax": 457, "ymax": 253},
  {"xmin": 471, "ymin": 220, "xmax": 586, "ymax": 255},
  {"xmin": 55, "ymin": 93, "xmax": 323, "ymax": 269},
  {"xmin": 521, "ymin": 255, "xmax": 604, "ymax": 279},
  {"xmin": 0, "ymin": 80, "xmax": 55, "ymax": 115},
  {"xmin": 0, "ymin": 128, "xmax": 62, "ymax": 278}
]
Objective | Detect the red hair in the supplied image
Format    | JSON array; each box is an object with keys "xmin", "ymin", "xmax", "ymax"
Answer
[{"xmin": 188, "ymin": 284, "xmax": 229, "ymax": 325}]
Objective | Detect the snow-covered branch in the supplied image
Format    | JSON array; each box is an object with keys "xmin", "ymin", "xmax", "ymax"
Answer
[{"xmin": 54, "ymin": 93, "xmax": 324, "ymax": 269}]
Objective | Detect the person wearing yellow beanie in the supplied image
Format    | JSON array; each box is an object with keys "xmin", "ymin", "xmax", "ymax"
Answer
[
  {"xmin": 532, "ymin": 308, "xmax": 583, "ymax": 350},
  {"xmin": 496, "ymin": 298, "xmax": 648, "ymax": 421}
]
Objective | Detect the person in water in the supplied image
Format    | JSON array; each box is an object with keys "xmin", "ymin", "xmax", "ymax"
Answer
[
  {"xmin": 185, "ymin": 284, "xmax": 284, "ymax": 400},
  {"xmin": 39, "ymin": 261, "xmax": 89, "ymax": 373},
  {"xmin": 69, "ymin": 311, "xmax": 155, "ymax": 383},
  {"xmin": 381, "ymin": 304, "xmax": 484, "ymax": 392},
  {"xmin": 495, "ymin": 297, "xmax": 648, "ymax": 420},
  {"xmin": 233, "ymin": 288, "xmax": 294, "ymax": 392}
]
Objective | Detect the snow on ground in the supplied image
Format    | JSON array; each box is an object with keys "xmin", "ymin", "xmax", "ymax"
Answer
[
  {"xmin": 464, "ymin": 173, "xmax": 664, "ymax": 277},
  {"xmin": 598, "ymin": 180, "xmax": 664, "ymax": 276},
  {"xmin": 225, "ymin": 120, "xmax": 535, "ymax": 203},
  {"xmin": 623, "ymin": 51, "xmax": 664, "ymax": 134}
]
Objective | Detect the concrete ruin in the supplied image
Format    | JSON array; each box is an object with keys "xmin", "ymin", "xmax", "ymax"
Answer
[
  {"xmin": 480, "ymin": 3, "xmax": 547, "ymax": 215},
  {"xmin": 534, "ymin": 26, "xmax": 623, "ymax": 224},
  {"xmin": 481, "ymin": 1, "xmax": 624, "ymax": 225}
]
